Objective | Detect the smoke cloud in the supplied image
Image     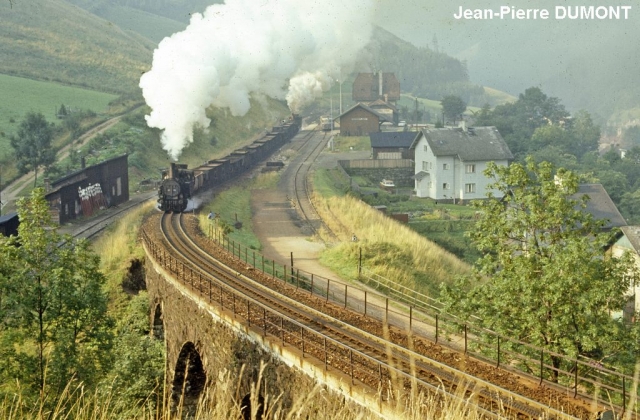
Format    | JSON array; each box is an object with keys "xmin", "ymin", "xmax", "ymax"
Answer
[{"xmin": 140, "ymin": 0, "xmax": 375, "ymax": 160}]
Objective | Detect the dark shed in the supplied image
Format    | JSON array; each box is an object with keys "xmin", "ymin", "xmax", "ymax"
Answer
[
  {"xmin": 370, "ymin": 132, "xmax": 419, "ymax": 160},
  {"xmin": 45, "ymin": 154, "xmax": 129, "ymax": 225},
  {"xmin": 0, "ymin": 212, "xmax": 19, "ymax": 237}
]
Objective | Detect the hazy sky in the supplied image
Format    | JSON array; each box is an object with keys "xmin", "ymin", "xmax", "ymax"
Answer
[{"xmin": 372, "ymin": 0, "xmax": 637, "ymax": 99}]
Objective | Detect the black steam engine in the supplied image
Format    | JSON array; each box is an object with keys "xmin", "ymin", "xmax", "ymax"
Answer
[{"xmin": 158, "ymin": 114, "xmax": 301, "ymax": 212}]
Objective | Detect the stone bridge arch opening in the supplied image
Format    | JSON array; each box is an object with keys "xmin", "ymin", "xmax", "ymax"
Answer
[
  {"xmin": 172, "ymin": 342, "xmax": 206, "ymax": 406},
  {"xmin": 240, "ymin": 393, "xmax": 264, "ymax": 420},
  {"xmin": 152, "ymin": 303, "xmax": 164, "ymax": 341}
]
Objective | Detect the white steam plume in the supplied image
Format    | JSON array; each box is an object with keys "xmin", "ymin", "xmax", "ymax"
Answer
[{"xmin": 140, "ymin": 0, "xmax": 375, "ymax": 160}]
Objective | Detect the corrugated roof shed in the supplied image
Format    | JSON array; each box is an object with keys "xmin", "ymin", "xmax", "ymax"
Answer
[{"xmin": 0, "ymin": 212, "xmax": 18, "ymax": 225}]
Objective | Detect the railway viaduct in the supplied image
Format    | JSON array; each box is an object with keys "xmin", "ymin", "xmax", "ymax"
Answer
[
  {"xmin": 143, "ymin": 234, "xmax": 388, "ymax": 418},
  {"xmin": 140, "ymin": 211, "xmax": 607, "ymax": 420}
]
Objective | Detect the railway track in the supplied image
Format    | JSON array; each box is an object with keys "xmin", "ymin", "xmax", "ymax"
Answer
[
  {"xmin": 282, "ymin": 127, "xmax": 339, "ymax": 241},
  {"xmin": 146, "ymin": 212, "xmax": 586, "ymax": 419}
]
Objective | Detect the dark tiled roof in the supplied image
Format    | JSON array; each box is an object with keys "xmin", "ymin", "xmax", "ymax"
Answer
[
  {"xmin": 415, "ymin": 127, "xmax": 514, "ymax": 161},
  {"xmin": 620, "ymin": 226, "xmax": 640, "ymax": 253},
  {"xmin": 370, "ymin": 132, "xmax": 419, "ymax": 148},
  {"xmin": 572, "ymin": 184, "xmax": 627, "ymax": 229}
]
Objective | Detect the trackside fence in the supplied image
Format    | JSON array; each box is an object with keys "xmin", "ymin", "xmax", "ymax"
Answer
[{"xmin": 201, "ymin": 226, "xmax": 638, "ymax": 414}]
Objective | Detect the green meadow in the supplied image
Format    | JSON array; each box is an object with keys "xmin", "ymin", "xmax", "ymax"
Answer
[{"xmin": 0, "ymin": 74, "xmax": 118, "ymax": 155}]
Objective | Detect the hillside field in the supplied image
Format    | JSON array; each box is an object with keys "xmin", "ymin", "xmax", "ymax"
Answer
[{"xmin": 0, "ymin": 74, "xmax": 118, "ymax": 157}]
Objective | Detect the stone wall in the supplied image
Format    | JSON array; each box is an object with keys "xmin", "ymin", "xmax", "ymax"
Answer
[{"xmin": 144, "ymin": 253, "xmax": 391, "ymax": 418}]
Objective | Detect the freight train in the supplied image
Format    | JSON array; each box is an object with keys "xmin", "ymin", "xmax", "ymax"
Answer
[{"xmin": 158, "ymin": 114, "xmax": 301, "ymax": 212}]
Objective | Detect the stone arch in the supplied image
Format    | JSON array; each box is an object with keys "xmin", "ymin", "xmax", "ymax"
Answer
[
  {"xmin": 152, "ymin": 303, "xmax": 164, "ymax": 341},
  {"xmin": 172, "ymin": 342, "xmax": 206, "ymax": 405}
]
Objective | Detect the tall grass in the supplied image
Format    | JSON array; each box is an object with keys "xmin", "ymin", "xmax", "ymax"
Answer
[
  {"xmin": 91, "ymin": 201, "xmax": 156, "ymax": 309},
  {"xmin": 0, "ymin": 361, "xmax": 496, "ymax": 420},
  {"xmin": 314, "ymin": 193, "xmax": 470, "ymax": 296}
]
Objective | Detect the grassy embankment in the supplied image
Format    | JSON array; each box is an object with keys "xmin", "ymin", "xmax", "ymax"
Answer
[{"xmin": 312, "ymin": 169, "xmax": 471, "ymax": 298}]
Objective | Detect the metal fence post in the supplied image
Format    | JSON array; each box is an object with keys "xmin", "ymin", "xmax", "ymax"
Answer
[
  {"xmin": 540, "ymin": 350, "xmax": 544, "ymax": 385},
  {"xmin": 464, "ymin": 324, "xmax": 468, "ymax": 354},
  {"xmin": 497, "ymin": 336, "xmax": 500, "ymax": 368},
  {"xmin": 344, "ymin": 285, "xmax": 348, "ymax": 309},
  {"xmin": 364, "ymin": 291, "xmax": 367, "ymax": 316}
]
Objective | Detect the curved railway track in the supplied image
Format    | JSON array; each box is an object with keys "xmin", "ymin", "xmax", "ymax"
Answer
[{"xmin": 145, "ymin": 212, "xmax": 587, "ymax": 419}]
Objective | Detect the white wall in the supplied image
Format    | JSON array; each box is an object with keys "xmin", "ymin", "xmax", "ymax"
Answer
[{"xmin": 413, "ymin": 133, "xmax": 509, "ymax": 200}]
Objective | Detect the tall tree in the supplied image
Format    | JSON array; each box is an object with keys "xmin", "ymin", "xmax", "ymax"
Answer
[
  {"xmin": 0, "ymin": 189, "xmax": 113, "ymax": 399},
  {"xmin": 10, "ymin": 112, "xmax": 56, "ymax": 188},
  {"xmin": 440, "ymin": 95, "xmax": 466, "ymax": 125},
  {"xmin": 441, "ymin": 158, "xmax": 639, "ymax": 378},
  {"xmin": 474, "ymin": 87, "xmax": 570, "ymax": 158},
  {"xmin": 569, "ymin": 110, "xmax": 600, "ymax": 159}
]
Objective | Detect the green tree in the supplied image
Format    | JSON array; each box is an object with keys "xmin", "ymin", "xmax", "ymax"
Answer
[
  {"xmin": 569, "ymin": 110, "xmax": 600, "ymax": 158},
  {"xmin": 440, "ymin": 95, "xmax": 466, "ymax": 125},
  {"xmin": 620, "ymin": 188, "xmax": 640, "ymax": 224},
  {"xmin": 441, "ymin": 158, "xmax": 639, "ymax": 379},
  {"xmin": 473, "ymin": 87, "xmax": 570, "ymax": 158},
  {"xmin": 595, "ymin": 169, "xmax": 628, "ymax": 204},
  {"xmin": 101, "ymin": 293, "xmax": 164, "ymax": 407},
  {"xmin": 530, "ymin": 124, "xmax": 574, "ymax": 151},
  {"xmin": 9, "ymin": 112, "xmax": 56, "ymax": 188},
  {"xmin": 623, "ymin": 125, "xmax": 640, "ymax": 148},
  {"xmin": 625, "ymin": 146, "xmax": 640, "ymax": 164},
  {"xmin": 0, "ymin": 189, "xmax": 113, "ymax": 399}
]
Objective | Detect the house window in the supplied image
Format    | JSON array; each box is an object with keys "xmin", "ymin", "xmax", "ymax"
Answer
[
  {"xmin": 465, "ymin": 183, "xmax": 476, "ymax": 193},
  {"xmin": 466, "ymin": 164, "xmax": 476, "ymax": 173},
  {"xmin": 423, "ymin": 145, "xmax": 428, "ymax": 152},
  {"xmin": 443, "ymin": 183, "xmax": 450, "ymax": 190},
  {"xmin": 422, "ymin": 161, "xmax": 428, "ymax": 170},
  {"xmin": 116, "ymin": 177, "xmax": 122, "ymax": 196},
  {"xmin": 443, "ymin": 163, "xmax": 450, "ymax": 170},
  {"xmin": 429, "ymin": 162, "xmax": 433, "ymax": 170}
]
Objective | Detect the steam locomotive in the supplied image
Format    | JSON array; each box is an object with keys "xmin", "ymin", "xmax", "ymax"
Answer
[{"xmin": 158, "ymin": 115, "xmax": 301, "ymax": 212}]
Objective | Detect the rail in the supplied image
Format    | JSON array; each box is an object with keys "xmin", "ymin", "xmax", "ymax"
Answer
[
  {"xmin": 203, "ymin": 225, "xmax": 638, "ymax": 415},
  {"xmin": 143, "ymin": 223, "xmax": 584, "ymax": 419}
]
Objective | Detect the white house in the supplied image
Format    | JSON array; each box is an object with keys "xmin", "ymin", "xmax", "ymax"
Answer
[
  {"xmin": 611, "ymin": 226, "xmax": 640, "ymax": 320},
  {"xmin": 410, "ymin": 126, "xmax": 513, "ymax": 201}
]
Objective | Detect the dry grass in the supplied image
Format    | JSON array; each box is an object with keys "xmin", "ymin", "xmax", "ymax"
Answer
[
  {"xmin": 0, "ymin": 361, "xmax": 495, "ymax": 420},
  {"xmin": 314, "ymin": 193, "xmax": 471, "ymax": 293}
]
